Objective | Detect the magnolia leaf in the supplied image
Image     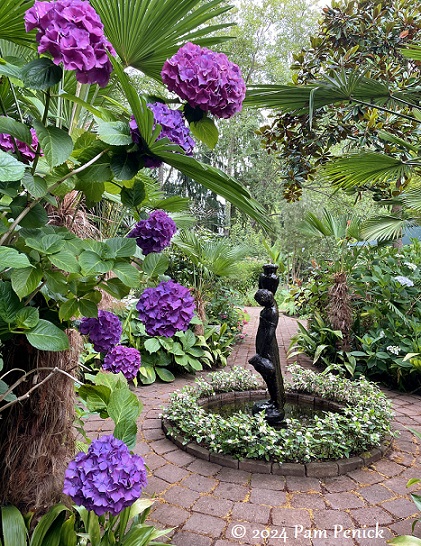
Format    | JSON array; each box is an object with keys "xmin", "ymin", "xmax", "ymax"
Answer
[
  {"xmin": 0, "ymin": 149, "xmax": 25, "ymax": 181},
  {"xmin": 20, "ymin": 58, "xmax": 63, "ymax": 90},
  {"xmin": 0, "ymin": 247, "xmax": 32, "ymax": 271},
  {"xmin": 190, "ymin": 117, "xmax": 219, "ymax": 149},
  {"xmin": 33, "ymin": 120, "xmax": 74, "ymax": 168},
  {"xmin": 26, "ymin": 319, "xmax": 69, "ymax": 351}
]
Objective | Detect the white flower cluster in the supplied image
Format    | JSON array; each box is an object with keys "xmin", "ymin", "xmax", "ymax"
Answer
[
  {"xmin": 386, "ymin": 345, "xmax": 400, "ymax": 355},
  {"xmin": 404, "ymin": 261, "xmax": 417, "ymax": 271},
  {"xmin": 394, "ymin": 275, "xmax": 414, "ymax": 287}
]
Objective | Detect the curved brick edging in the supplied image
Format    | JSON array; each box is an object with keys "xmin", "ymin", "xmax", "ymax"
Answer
[{"xmin": 162, "ymin": 391, "xmax": 392, "ymax": 478}]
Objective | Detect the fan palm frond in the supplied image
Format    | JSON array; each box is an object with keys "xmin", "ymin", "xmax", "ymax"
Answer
[
  {"xmin": 91, "ymin": 0, "xmax": 234, "ymax": 80},
  {"xmin": 0, "ymin": 0, "xmax": 35, "ymax": 48},
  {"xmin": 320, "ymin": 152, "xmax": 412, "ymax": 190},
  {"xmin": 402, "ymin": 187, "xmax": 421, "ymax": 213},
  {"xmin": 300, "ymin": 210, "xmax": 347, "ymax": 238},
  {"xmin": 361, "ymin": 215, "xmax": 407, "ymax": 242}
]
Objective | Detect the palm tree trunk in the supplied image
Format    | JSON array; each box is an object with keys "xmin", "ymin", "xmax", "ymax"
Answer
[{"xmin": 0, "ymin": 330, "xmax": 81, "ymax": 514}]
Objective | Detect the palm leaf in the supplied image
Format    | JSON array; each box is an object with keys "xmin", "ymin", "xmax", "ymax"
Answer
[
  {"xmin": 245, "ymin": 71, "xmax": 421, "ymax": 113},
  {"xmin": 91, "ymin": 0, "xmax": 234, "ymax": 80},
  {"xmin": 401, "ymin": 44, "xmax": 421, "ymax": 62},
  {"xmin": 361, "ymin": 215, "xmax": 407, "ymax": 242},
  {"xmin": 320, "ymin": 152, "xmax": 412, "ymax": 189},
  {"xmin": 154, "ymin": 149, "xmax": 272, "ymax": 230},
  {"xmin": 402, "ymin": 187, "xmax": 421, "ymax": 213},
  {"xmin": 0, "ymin": 0, "xmax": 36, "ymax": 48},
  {"xmin": 300, "ymin": 209, "xmax": 347, "ymax": 238}
]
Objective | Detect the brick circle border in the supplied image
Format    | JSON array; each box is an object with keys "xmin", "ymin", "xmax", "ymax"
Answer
[{"xmin": 161, "ymin": 390, "xmax": 392, "ymax": 477}]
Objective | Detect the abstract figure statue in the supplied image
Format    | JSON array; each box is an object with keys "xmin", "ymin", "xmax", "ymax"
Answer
[{"xmin": 249, "ymin": 265, "xmax": 286, "ymax": 426}]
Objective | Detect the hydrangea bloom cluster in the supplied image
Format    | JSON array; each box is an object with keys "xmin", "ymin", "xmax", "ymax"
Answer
[
  {"xmin": 161, "ymin": 42, "xmax": 246, "ymax": 119},
  {"xmin": 79, "ymin": 310, "xmax": 122, "ymax": 352},
  {"xmin": 63, "ymin": 435, "xmax": 147, "ymax": 516},
  {"xmin": 103, "ymin": 345, "xmax": 141, "ymax": 381},
  {"xmin": 136, "ymin": 280, "xmax": 195, "ymax": 337},
  {"xmin": 129, "ymin": 103, "xmax": 194, "ymax": 168},
  {"xmin": 24, "ymin": 0, "xmax": 115, "ymax": 87},
  {"xmin": 404, "ymin": 261, "xmax": 417, "ymax": 271},
  {"xmin": 0, "ymin": 128, "xmax": 39, "ymax": 163},
  {"xmin": 127, "ymin": 209, "xmax": 177, "ymax": 255},
  {"xmin": 394, "ymin": 275, "xmax": 414, "ymax": 287}
]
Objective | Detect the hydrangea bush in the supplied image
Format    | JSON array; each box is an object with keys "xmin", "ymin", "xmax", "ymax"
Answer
[
  {"xmin": 79, "ymin": 310, "xmax": 123, "ymax": 353},
  {"xmin": 130, "ymin": 103, "xmax": 195, "ymax": 167},
  {"xmin": 127, "ymin": 209, "xmax": 177, "ymax": 255},
  {"xmin": 25, "ymin": 0, "xmax": 115, "ymax": 86},
  {"xmin": 161, "ymin": 42, "xmax": 246, "ymax": 119},
  {"xmin": 63, "ymin": 435, "xmax": 147, "ymax": 516},
  {"xmin": 103, "ymin": 345, "xmax": 142, "ymax": 381},
  {"xmin": 0, "ymin": 126, "xmax": 39, "ymax": 163},
  {"xmin": 136, "ymin": 279, "xmax": 196, "ymax": 337}
]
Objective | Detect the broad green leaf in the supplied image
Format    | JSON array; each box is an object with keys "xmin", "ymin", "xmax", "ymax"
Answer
[
  {"xmin": 411, "ymin": 493, "xmax": 421, "ymax": 512},
  {"xmin": 96, "ymin": 120, "xmax": 132, "ymax": 146},
  {"xmin": 0, "ymin": 281, "xmax": 21, "ymax": 322},
  {"xmin": 10, "ymin": 196, "xmax": 48, "ymax": 228},
  {"xmin": 112, "ymin": 261, "xmax": 141, "ymax": 287},
  {"xmin": 0, "ymin": 505, "xmax": 27, "ymax": 546},
  {"xmin": 26, "ymin": 319, "xmax": 69, "ymax": 351},
  {"xmin": 94, "ymin": 370, "xmax": 124, "ymax": 390},
  {"xmin": 113, "ymin": 419, "xmax": 138, "ymax": 449},
  {"xmin": 0, "ymin": 59, "xmax": 24, "ymax": 80},
  {"xmin": 78, "ymin": 297, "xmax": 99, "ymax": 318},
  {"xmin": 111, "ymin": 151, "xmax": 141, "ymax": 180},
  {"xmin": 0, "ymin": 247, "xmax": 32, "ymax": 271},
  {"xmin": 77, "ymin": 384, "xmax": 111, "ymax": 413},
  {"xmin": 107, "ymin": 387, "xmax": 142, "ymax": 425},
  {"xmin": 101, "ymin": 277, "xmax": 131, "ymax": 299},
  {"xmin": 155, "ymin": 367, "xmax": 175, "ymax": 382},
  {"xmin": 0, "ymin": 378, "xmax": 17, "ymax": 402},
  {"xmin": 44, "ymin": 270, "xmax": 70, "ymax": 292},
  {"xmin": 58, "ymin": 298, "xmax": 80, "ymax": 322},
  {"xmin": 79, "ymin": 251, "xmax": 113, "ymax": 275},
  {"xmin": 120, "ymin": 179, "xmax": 146, "ymax": 207},
  {"xmin": 144, "ymin": 338, "xmax": 161, "ymax": 354},
  {"xmin": 11, "ymin": 267, "xmax": 43, "ymax": 299},
  {"xmin": 104, "ymin": 237, "xmax": 136, "ymax": 258},
  {"xmin": 178, "ymin": 329, "xmax": 196, "ymax": 350},
  {"xmin": 74, "ymin": 178, "xmax": 105, "ymax": 203},
  {"xmin": 0, "ymin": 148, "xmax": 25, "ymax": 181},
  {"xmin": 33, "ymin": 120, "xmax": 74, "ymax": 168},
  {"xmin": 15, "ymin": 307, "xmax": 39, "ymax": 329},
  {"xmin": 138, "ymin": 364, "xmax": 156, "ymax": 384},
  {"xmin": 388, "ymin": 537, "xmax": 421, "ymax": 545},
  {"xmin": 190, "ymin": 117, "xmax": 218, "ymax": 149},
  {"xmin": 49, "ymin": 250, "xmax": 80, "ymax": 273},
  {"xmin": 143, "ymin": 253, "xmax": 169, "ymax": 277},
  {"xmin": 20, "ymin": 58, "xmax": 63, "ymax": 90},
  {"xmin": 0, "ymin": 117, "xmax": 31, "ymax": 144},
  {"xmin": 22, "ymin": 173, "xmax": 48, "ymax": 198},
  {"xmin": 59, "ymin": 514, "xmax": 77, "ymax": 546}
]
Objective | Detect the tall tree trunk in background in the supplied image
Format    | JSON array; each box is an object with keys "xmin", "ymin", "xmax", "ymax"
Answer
[
  {"xmin": 0, "ymin": 330, "xmax": 81, "ymax": 514},
  {"xmin": 327, "ymin": 271, "xmax": 353, "ymax": 352}
]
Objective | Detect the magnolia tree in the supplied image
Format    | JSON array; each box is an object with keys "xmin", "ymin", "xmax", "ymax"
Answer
[{"xmin": 0, "ymin": 0, "xmax": 268, "ymax": 521}]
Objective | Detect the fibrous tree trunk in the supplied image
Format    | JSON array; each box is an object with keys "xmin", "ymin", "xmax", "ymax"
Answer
[
  {"xmin": 327, "ymin": 271, "xmax": 353, "ymax": 351},
  {"xmin": 0, "ymin": 330, "xmax": 81, "ymax": 514}
]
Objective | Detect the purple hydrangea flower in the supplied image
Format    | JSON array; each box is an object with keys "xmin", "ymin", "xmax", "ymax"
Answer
[
  {"xmin": 25, "ymin": 0, "xmax": 115, "ymax": 87},
  {"xmin": 103, "ymin": 345, "xmax": 141, "ymax": 381},
  {"xmin": 127, "ymin": 209, "xmax": 177, "ymax": 255},
  {"xmin": 0, "ymin": 127, "xmax": 39, "ymax": 163},
  {"xmin": 136, "ymin": 280, "xmax": 195, "ymax": 337},
  {"xmin": 161, "ymin": 42, "xmax": 246, "ymax": 119},
  {"xmin": 129, "ymin": 103, "xmax": 194, "ymax": 168},
  {"xmin": 79, "ymin": 310, "xmax": 122, "ymax": 352},
  {"xmin": 63, "ymin": 435, "xmax": 147, "ymax": 516}
]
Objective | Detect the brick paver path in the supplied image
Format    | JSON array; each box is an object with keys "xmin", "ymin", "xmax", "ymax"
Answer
[{"xmin": 86, "ymin": 308, "xmax": 421, "ymax": 545}]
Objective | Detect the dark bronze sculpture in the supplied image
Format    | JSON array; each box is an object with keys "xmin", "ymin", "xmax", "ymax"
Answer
[{"xmin": 249, "ymin": 265, "xmax": 285, "ymax": 426}]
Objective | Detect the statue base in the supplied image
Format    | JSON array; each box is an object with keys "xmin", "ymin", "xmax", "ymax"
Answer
[{"xmin": 252, "ymin": 400, "xmax": 286, "ymax": 427}]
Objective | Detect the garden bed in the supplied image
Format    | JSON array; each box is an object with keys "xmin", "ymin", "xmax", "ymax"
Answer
[{"xmin": 161, "ymin": 365, "xmax": 394, "ymax": 476}]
